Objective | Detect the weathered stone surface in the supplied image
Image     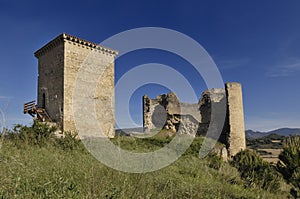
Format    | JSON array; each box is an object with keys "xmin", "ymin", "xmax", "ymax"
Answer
[
  {"xmin": 177, "ymin": 115, "xmax": 199, "ymax": 136},
  {"xmin": 36, "ymin": 42, "xmax": 64, "ymax": 126},
  {"xmin": 143, "ymin": 83, "xmax": 246, "ymax": 158},
  {"xmin": 35, "ymin": 33, "xmax": 117, "ymax": 137},
  {"xmin": 198, "ymin": 88, "xmax": 227, "ymax": 136},
  {"xmin": 143, "ymin": 92, "xmax": 201, "ymax": 133},
  {"xmin": 211, "ymin": 146, "xmax": 228, "ymax": 161},
  {"xmin": 225, "ymin": 82, "xmax": 246, "ymax": 157}
]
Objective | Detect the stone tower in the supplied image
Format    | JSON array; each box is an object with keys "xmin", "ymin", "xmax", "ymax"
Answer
[
  {"xmin": 225, "ymin": 82, "xmax": 246, "ymax": 157},
  {"xmin": 34, "ymin": 33, "xmax": 117, "ymax": 137}
]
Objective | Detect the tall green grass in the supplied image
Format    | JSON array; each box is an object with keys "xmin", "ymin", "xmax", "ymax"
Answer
[{"xmin": 0, "ymin": 123, "xmax": 288, "ymax": 198}]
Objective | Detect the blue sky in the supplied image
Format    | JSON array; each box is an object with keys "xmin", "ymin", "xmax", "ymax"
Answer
[{"xmin": 0, "ymin": 0, "xmax": 300, "ymax": 131}]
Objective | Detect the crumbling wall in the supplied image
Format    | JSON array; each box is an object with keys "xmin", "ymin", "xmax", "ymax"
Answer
[
  {"xmin": 198, "ymin": 88, "xmax": 227, "ymax": 136},
  {"xmin": 143, "ymin": 94, "xmax": 167, "ymax": 130},
  {"xmin": 142, "ymin": 82, "xmax": 246, "ymax": 157},
  {"xmin": 143, "ymin": 92, "xmax": 201, "ymax": 135}
]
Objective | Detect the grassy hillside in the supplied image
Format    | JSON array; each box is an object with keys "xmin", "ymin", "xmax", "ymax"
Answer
[{"xmin": 0, "ymin": 124, "xmax": 289, "ymax": 198}]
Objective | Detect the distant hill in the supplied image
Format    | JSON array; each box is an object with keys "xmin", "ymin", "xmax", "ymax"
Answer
[
  {"xmin": 116, "ymin": 127, "xmax": 300, "ymax": 139},
  {"xmin": 246, "ymin": 128, "xmax": 300, "ymax": 139}
]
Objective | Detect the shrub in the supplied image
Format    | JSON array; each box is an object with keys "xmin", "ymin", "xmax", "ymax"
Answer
[
  {"xmin": 207, "ymin": 153, "xmax": 223, "ymax": 170},
  {"xmin": 277, "ymin": 136, "xmax": 300, "ymax": 198},
  {"xmin": 55, "ymin": 131, "xmax": 82, "ymax": 151},
  {"xmin": 231, "ymin": 150, "xmax": 281, "ymax": 192},
  {"xmin": 7, "ymin": 120, "xmax": 57, "ymax": 147},
  {"xmin": 6, "ymin": 121, "xmax": 82, "ymax": 151}
]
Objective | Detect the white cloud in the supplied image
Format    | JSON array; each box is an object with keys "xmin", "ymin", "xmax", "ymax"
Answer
[{"xmin": 266, "ymin": 60, "xmax": 300, "ymax": 77}]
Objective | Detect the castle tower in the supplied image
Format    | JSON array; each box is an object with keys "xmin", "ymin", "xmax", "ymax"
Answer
[{"xmin": 32, "ymin": 33, "xmax": 117, "ymax": 137}]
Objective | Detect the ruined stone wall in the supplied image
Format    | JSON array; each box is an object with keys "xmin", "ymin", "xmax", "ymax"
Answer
[
  {"xmin": 143, "ymin": 95, "xmax": 167, "ymax": 130},
  {"xmin": 198, "ymin": 88, "xmax": 227, "ymax": 136},
  {"xmin": 143, "ymin": 93, "xmax": 201, "ymax": 133},
  {"xmin": 142, "ymin": 82, "xmax": 246, "ymax": 156}
]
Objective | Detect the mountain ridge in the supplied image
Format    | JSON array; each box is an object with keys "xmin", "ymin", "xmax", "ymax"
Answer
[{"xmin": 246, "ymin": 128, "xmax": 300, "ymax": 139}]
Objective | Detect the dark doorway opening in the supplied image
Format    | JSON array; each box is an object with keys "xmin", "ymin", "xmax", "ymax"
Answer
[{"xmin": 42, "ymin": 93, "xmax": 46, "ymax": 108}]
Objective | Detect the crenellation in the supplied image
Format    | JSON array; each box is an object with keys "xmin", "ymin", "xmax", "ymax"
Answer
[{"xmin": 35, "ymin": 33, "xmax": 118, "ymax": 59}]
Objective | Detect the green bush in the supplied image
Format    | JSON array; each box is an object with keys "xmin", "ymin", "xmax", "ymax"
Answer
[
  {"xmin": 7, "ymin": 120, "xmax": 57, "ymax": 147},
  {"xmin": 54, "ymin": 131, "xmax": 82, "ymax": 151},
  {"xmin": 277, "ymin": 136, "xmax": 300, "ymax": 198},
  {"xmin": 207, "ymin": 153, "xmax": 223, "ymax": 170},
  {"xmin": 231, "ymin": 150, "xmax": 281, "ymax": 192},
  {"xmin": 5, "ymin": 121, "xmax": 82, "ymax": 151}
]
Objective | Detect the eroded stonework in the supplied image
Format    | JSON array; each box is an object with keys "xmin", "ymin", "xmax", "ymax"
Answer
[
  {"xmin": 143, "ymin": 92, "xmax": 201, "ymax": 135},
  {"xmin": 143, "ymin": 82, "xmax": 246, "ymax": 157}
]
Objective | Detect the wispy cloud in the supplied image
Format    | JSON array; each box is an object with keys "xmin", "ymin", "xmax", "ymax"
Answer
[
  {"xmin": 212, "ymin": 56, "xmax": 249, "ymax": 70},
  {"xmin": 266, "ymin": 60, "xmax": 300, "ymax": 77}
]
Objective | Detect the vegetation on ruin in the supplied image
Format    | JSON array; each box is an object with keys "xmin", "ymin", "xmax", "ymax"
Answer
[{"xmin": 0, "ymin": 121, "xmax": 294, "ymax": 198}]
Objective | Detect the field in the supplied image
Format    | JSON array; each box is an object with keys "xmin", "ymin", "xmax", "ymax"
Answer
[
  {"xmin": 256, "ymin": 148, "xmax": 282, "ymax": 163},
  {"xmin": 247, "ymin": 134, "xmax": 286, "ymax": 163}
]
